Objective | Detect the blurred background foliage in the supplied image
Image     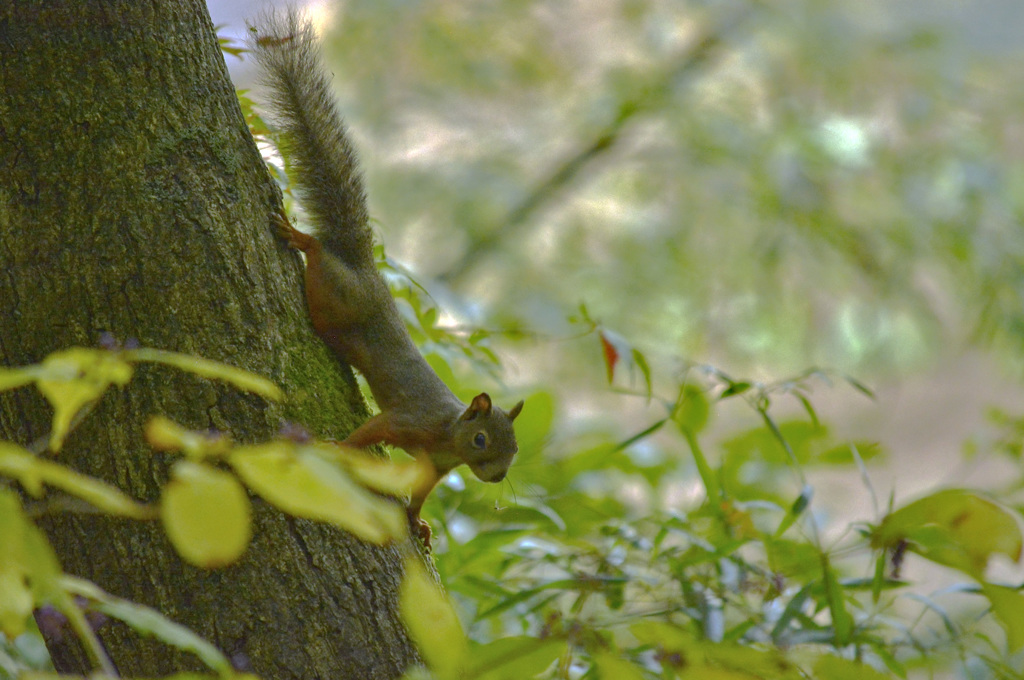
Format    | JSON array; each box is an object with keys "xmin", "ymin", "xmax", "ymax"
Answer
[{"xmin": 259, "ymin": 0, "xmax": 1024, "ymax": 381}]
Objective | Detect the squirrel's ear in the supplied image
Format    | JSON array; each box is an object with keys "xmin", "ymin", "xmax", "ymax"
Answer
[
  {"xmin": 461, "ymin": 393, "xmax": 492, "ymax": 420},
  {"xmin": 507, "ymin": 400, "xmax": 524, "ymax": 422}
]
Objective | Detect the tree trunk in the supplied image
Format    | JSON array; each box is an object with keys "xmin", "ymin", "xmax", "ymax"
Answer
[{"xmin": 0, "ymin": 2, "xmax": 419, "ymax": 677}]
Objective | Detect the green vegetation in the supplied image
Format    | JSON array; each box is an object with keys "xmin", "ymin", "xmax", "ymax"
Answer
[{"xmin": 2, "ymin": 339, "xmax": 1022, "ymax": 678}]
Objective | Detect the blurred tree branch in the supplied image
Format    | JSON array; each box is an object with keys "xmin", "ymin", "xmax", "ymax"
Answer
[{"xmin": 439, "ymin": 6, "xmax": 759, "ymax": 285}]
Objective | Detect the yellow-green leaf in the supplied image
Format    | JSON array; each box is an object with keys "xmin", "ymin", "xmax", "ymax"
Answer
[
  {"xmin": 678, "ymin": 669, "xmax": 766, "ymax": 680},
  {"xmin": 23, "ymin": 517, "xmax": 67, "ymax": 608},
  {"xmin": 592, "ymin": 651, "xmax": 646, "ymax": 680},
  {"xmin": 326, "ymin": 444, "xmax": 427, "ymax": 497},
  {"xmin": 0, "ymin": 365, "xmax": 39, "ymax": 392},
  {"xmin": 126, "ymin": 348, "xmax": 282, "ymax": 401},
  {"xmin": 631, "ymin": 622, "xmax": 802, "ymax": 679},
  {"xmin": 0, "ymin": 490, "xmax": 34, "ymax": 636},
  {"xmin": 0, "ymin": 442, "xmax": 153, "ymax": 519},
  {"xmin": 161, "ymin": 461, "xmax": 252, "ymax": 568},
  {"xmin": 701, "ymin": 642, "xmax": 803, "ymax": 679},
  {"xmin": 981, "ymin": 583, "xmax": 1024, "ymax": 652},
  {"xmin": 400, "ymin": 556, "xmax": 467, "ymax": 680},
  {"xmin": 0, "ymin": 490, "xmax": 70, "ymax": 638},
  {"xmin": 35, "ymin": 348, "xmax": 133, "ymax": 451},
  {"xmin": 674, "ymin": 383, "xmax": 711, "ymax": 434},
  {"xmin": 509, "ymin": 391, "xmax": 553, "ymax": 463},
  {"xmin": 631, "ymin": 619, "xmax": 693, "ymax": 651},
  {"xmin": 822, "ymin": 553, "xmax": 853, "ymax": 645},
  {"xmin": 467, "ymin": 636, "xmax": 566, "ymax": 680},
  {"xmin": 871, "ymin": 489, "xmax": 1023, "ymax": 579},
  {"xmin": 229, "ymin": 443, "xmax": 406, "ymax": 543},
  {"xmin": 145, "ymin": 415, "xmax": 232, "ymax": 459},
  {"xmin": 812, "ymin": 655, "xmax": 891, "ymax": 680},
  {"xmin": 0, "ymin": 442, "xmax": 44, "ymax": 496}
]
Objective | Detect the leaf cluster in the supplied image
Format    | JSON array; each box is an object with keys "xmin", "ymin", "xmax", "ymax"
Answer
[
  {"xmin": 2, "ymin": 330, "xmax": 1022, "ymax": 678},
  {"xmin": 407, "ymin": 329, "xmax": 1024, "ymax": 679},
  {"xmin": 0, "ymin": 345, "xmax": 423, "ymax": 679}
]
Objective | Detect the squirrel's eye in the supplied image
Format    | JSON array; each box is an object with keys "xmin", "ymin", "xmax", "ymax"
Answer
[{"xmin": 473, "ymin": 432, "xmax": 487, "ymax": 449}]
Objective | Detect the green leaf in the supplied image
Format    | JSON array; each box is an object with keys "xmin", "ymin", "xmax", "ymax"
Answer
[
  {"xmin": 614, "ymin": 419, "xmax": 669, "ymax": 453},
  {"xmin": 812, "ymin": 655, "xmax": 890, "ymax": 680},
  {"xmin": 633, "ymin": 621, "xmax": 803, "ymax": 679},
  {"xmin": 794, "ymin": 393, "xmax": 820, "ymax": 428},
  {"xmin": 722, "ymin": 421, "xmax": 828, "ymax": 467},
  {"xmin": 326, "ymin": 444, "xmax": 427, "ymax": 498},
  {"xmin": 425, "ymin": 352, "xmax": 458, "ymax": 391},
  {"xmin": 821, "ymin": 553, "xmax": 853, "ymax": 645},
  {"xmin": 871, "ymin": 489, "xmax": 1023, "ymax": 579},
  {"xmin": 631, "ymin": 348, "xmax": 652, "ymax": 397},
  {"xmin": 474, "ymin": 580, "xmax": 571, "ymax": 621},
  {"xmin": 125, "ymin": 348, "xmax": 283, "ymax": 401},
  {"xmin": 21, "ymin": 512, "xmax": 67, "ymax": 610},
  {"xmin": 769, "ymin": 584, "xmax": 814, "ymax": 642},
  {"xmin": 699, "ymin": 642, "xmax": 803, "ymax": 679},
  {"xmin": 61, "ymin": 576, "xmax": 233, "ymax": 675},
  {"xmin": 592, "ymin": 651, "xmax": 646, "ymax": 680},
  {"xmin": 673, "ymin": 384, "xmax": 710, "ymax": 434},
  {"xmin": 435, "ymin": 528, "xmax": 528, "ymax": 585},
  {"xmin": 870, "ymin": 550, "xmax": 886, "ymax": 604},
  {"xmin": 0, "ymin": 491, "xmax": 35, "ymax": 637},
  {"xmin": 680, "ymin": 427, "xmax": 720, "ymax": 503},
  {"xmin": 719, "ymin": 381, "xmax": 752, "ymax": 399},
  {"xmin": 2, "ymin": 347, "xmax": 278, "ymax": 452},
  {"xmin": 507, "ymin": 391, "xmax": 553, "ymax": 470},
  {"xmin": 0, "ymin": 365, "xmax": 38, "ymax": 392},
  {"xmin": 0, "ymin": 442, "xmax": 153, "ymax": 519},
  {"xmin": 765, "ymin": 539, "xmax": 826, "ymax": 582},
  {"xmin": 842, "ymin": 374, "xmax": 875, "ymax": 399},
  {"xmin": 0, "ymin": 491, "xmax": 69, "ymax": 643},
  {"xmin": 400, "ymin": 556, "xmax": 467, "ymax": 680},
  {"xmin": 160, "ymin": 461, "xmax": 252, "ymax": 568},
  {"xmin": 420, "ymin": 305, "xmax": 439, "ymax": 332},
  {"xmin": 485, "ymin": 498, "xmax": 565, "ymax": 532},
  {"xmin": 229, "ymin": 443, "xmax": 406, "ymax": 543},
  {"xmin": 467, "ymin": 636, "xmax": 566, "ymax": 680},
  {"xmin": 35, "ymin": 348, "xmax": 134, "ymax": 451},
  {"xmin": 981, "ymin": 583, "xmax": 1024, "ymax": 652},
  {"xmin": 773, "ymin": 484, "xmax": 813, "ymax": 538},
  {"xmin": 631, "ymin": 619, "xmax": 692, "ymax": 651},
  {"xmin": 145, "ymin": 415, "xmax": 233, "ymax": 459}
]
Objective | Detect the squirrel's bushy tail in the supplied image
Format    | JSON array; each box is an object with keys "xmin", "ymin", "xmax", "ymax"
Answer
[{"xmin": 248, "ymin": 9, "xmax": 373, "ymax": 269}]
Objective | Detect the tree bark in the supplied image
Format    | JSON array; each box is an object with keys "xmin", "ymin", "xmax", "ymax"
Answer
[{"xmin": 0, "ymin": 2, "xmax": 419, "ymax": 677}]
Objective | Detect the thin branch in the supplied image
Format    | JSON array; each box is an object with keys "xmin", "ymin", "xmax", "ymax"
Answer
[{"xmin": 441, "ymin": 5, "xmax": 758, "ymax": 284}]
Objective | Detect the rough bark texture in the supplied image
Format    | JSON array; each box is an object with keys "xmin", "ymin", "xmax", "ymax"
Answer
[{"xmin": 0, "ymin": 2, "xmax": 420, "ymax": 677}]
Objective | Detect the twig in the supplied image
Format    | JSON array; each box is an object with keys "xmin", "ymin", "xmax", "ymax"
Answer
[{"xmin": 441, "ymin": 6, "xmax": 757, "ymax": 284}]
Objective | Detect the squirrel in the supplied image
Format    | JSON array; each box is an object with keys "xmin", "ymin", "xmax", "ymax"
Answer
[{"xmin": 248, "ymin": 10, "xmax": 524, "ymax": 545}]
